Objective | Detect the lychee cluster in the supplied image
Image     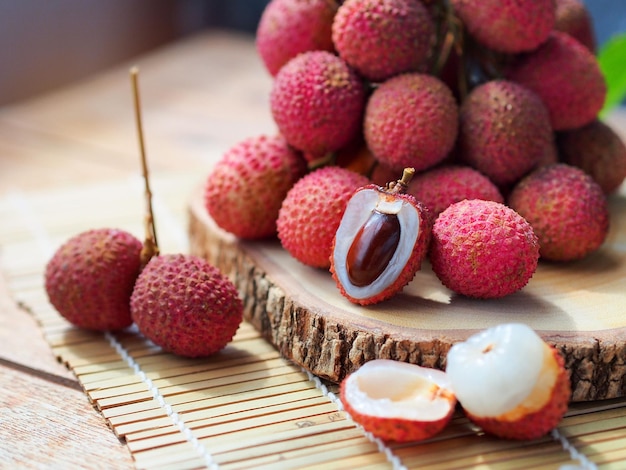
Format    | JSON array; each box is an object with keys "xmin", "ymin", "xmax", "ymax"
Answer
[{"xmin": 203, "ymin": 0, "xmax": 621, "ymax": 303}]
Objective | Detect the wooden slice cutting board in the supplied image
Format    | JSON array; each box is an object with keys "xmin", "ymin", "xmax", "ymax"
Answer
[{"xmin": 188, "ymin": 187, "xmax": 626, "ymax": 402}]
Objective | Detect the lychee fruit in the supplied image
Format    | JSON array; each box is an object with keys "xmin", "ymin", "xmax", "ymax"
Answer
[
  {"xmin": 507, "ymin": 31, "xmax": 606, "ymax": 131},
  {"xmin": 557, "ymin": 120, "xmax": 626, "ymax": 195},
  {"xmin": 331, "ymin": 0, "xmax": 435, "ymax": 83},
  {"xmin": 408, "ymin": 165, "xmax": 504, "ymax": 217},
  {"xmin": 270, "ymin": 50, "xmax": 366, "ymax": 159},
  {"xmin": 130, "ymin": 254, "xmax": 243, "ymax": 358},
  {"xmin": 458, "ymin": 80, "xmax": 555, "ymax": 188},
  {"xmin": 331, "ymin": 168, "xmax": 432, "ymax": 305},
  {"xmin": 508, "ymin": 163, "xmax": 610, "ymax": 261},
  {"xmin": 277, "ymin": 166, "xmax": 370, "ymax": 268},
  {"xmin": 204, "ymin": 134, "xmax": 307, "ymax": 239},
  {"xmin": 555, "ymin": 0, "xmax": 596, "ymax": 52},
  {"xmin": 340, "ymin": 359, "xmax": 457, "ymax": 442},
  {"xmin": 429, "ymin": 199, "xmax": 539, "ymax": 299},
  {"xmin": 446, "ymin": 323, "xmax": 571, "ymax": 440},
  {"xmin": 44, "ymin": 228, "xmax": 143, "ymax": 331},
  {"xmin": 449, "ymin": 0, "xmax": 555, "ymax": 53},
  {"xmin": 364, "ymin": 73, "xmax": 458, "ymax": 173},
  {"xmin": 256, "ymin": 0, "xmax": 337, "ymax": 77}
]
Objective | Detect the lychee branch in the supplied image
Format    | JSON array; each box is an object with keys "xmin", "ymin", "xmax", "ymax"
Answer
[{"xmin": 130, "ymin": 66, "xmax": 160, "ymax": 266}]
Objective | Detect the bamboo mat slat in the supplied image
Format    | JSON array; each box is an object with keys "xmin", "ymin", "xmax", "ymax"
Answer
[{"xmin": 1, "ymin": 175, "xmax": 625, "ymax": 469}]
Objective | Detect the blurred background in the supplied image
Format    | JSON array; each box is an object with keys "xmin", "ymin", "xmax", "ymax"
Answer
[{"xmin": 0, "ymin": 0, "xmax": 624, "ymax": 106}]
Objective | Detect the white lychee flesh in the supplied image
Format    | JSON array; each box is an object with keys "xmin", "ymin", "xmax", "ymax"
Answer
[
  {"xmin": 446, "ymin": 323, "xmax": 559, "ymax": 418},
  {"xmin": 343, "ymin": 359, "xmax": 454, "ymax": 421},
  {"xmin": 332, "ymin": 188, "xmax": 420, "ymax": 300}
]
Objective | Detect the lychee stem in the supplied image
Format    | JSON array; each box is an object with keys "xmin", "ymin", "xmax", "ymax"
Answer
[
  {"xmin": 130, "ymin": 66, "xmax": 159, "ymax": 266},
  {"xmin": 387, "ymin": 167, "xmax": 415, "ymax": 194}
]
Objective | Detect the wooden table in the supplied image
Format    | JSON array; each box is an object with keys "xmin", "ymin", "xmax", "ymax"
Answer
[{"xmin": 2, "ymin": 30, "xmax": 626, "ymax": 469}]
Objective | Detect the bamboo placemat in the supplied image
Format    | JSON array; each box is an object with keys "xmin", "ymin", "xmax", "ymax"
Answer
[{"xmin": 1, "ymin": 174, "xmax": 625, "ymax": 469}]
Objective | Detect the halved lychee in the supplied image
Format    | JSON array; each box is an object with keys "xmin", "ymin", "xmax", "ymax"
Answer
[
  {"xmin": 331, "ymin": 168, "xmax": 431, "ymax": 305},
  {"xmin": 446, "ymin": 323, "xmax": 571, "ymax": 440},
  {"xmin": 340, "ymin": 359, "xmax": 457, "ymax": 442}
]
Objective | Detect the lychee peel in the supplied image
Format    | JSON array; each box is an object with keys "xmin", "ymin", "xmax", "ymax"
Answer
[
  {"xmin": 270, "ymin": 50, "xmax": 366, "ymax": 158},
  {"xmin": 130, "ymin": 254, "xmax": 243, "ymax": 358},
  {"xmin": 256, "ymin": 0, "xmax": 337, "ymax": 76},
  {"xmin": 507, "ymin": 31, "xmax": 606, "ymax": 131},
  {"xmin": 204, "ymin": 134, "xmax": 307, "ymax": 239},
  {"xmin": 332, "ymin": 0, "xmax": 435, "ymax": 82},
  {"xmin": 364, "ymin": 73, "xmax": 458, "ymax": 173},
  {"xmin": 44, "ymin": 228, "xmax": 142, "ymax": 331},
  {"xmin": 429, "ymin": 199, "xmax": 539, "ymax": 299},
  {"xmin": 277, "ymin": 166, "xmax": 370, "ymax": 268},
  {"xmin": 508, "ymin": 164, "xmax": 610, "ymax": 261}
]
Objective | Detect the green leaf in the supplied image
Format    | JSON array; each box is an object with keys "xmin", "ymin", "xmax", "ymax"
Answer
[{"xmin": 598, "ymin": 32, "xmax": 626, "ymax": 117}]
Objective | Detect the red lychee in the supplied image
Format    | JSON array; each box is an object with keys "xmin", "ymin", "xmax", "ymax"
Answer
[
  {"xmin": 44, "ymin": 228, "xmax": 143, "ymax": 331},
  {"xmin": 130, "ymin": 254, "xmax": 243, "ymax": 358},
  {"xmin": 507, "ymin": 31, "xmax": 606, "ymax": 131},
  {"xmin": 408, "ymin": 165, "xmax": 504, "ymax": 217},
  {"xmin": 332, "ymin": 0, "xmax": 435, "ymax": 83},
  {"xmin": 204, "ymin": 134, "xmax": 307, "ymax": 239},
  {"xmin": 429, "ymin": 199, "xmax": 539, "ymax": 299},
  {"xmin": 256, "ymin": 0, "xmax": 338, "ymax": 76},
  {"xmin": 277, "ymin": 166, "xmax": 369, "ymax": 268},
  {"xmin": 555, "ymin": 0, "xmax": 596, "ymax": 52},
  {"xmin": 364, "ymin": 73, "xmax": 458, "ymax": 173},
  {"xmin": 508, "ymin": 163, "xmax": 610, "ymax": 261},
  {"xmin": 270, "ymin": 50, "xmax": 366, "ymax": 159}
]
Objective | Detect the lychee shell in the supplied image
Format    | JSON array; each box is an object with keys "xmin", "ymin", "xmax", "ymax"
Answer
[
  {"xmin": 44, "ymin": 228, "xmax": 142, "ymax": 331},
  {"xmin": 130, "ymin": 254, "xmax": 243, "ymax": 358},
  {"xmin": 277, "ymin": 166, "xmax": 370, "ymax": 268},
  {"xmin": 429, "ymin": 199, "xmax": 539, "ymax": 299},
  {"xmin": 204, "ymin": 134, "xmax": 307, "ymax": 239}
]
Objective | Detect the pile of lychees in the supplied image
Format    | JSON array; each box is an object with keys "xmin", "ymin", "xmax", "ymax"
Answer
[{"xmin": 205, "ymin": 0, "xmax": 626, "ymax": 304}]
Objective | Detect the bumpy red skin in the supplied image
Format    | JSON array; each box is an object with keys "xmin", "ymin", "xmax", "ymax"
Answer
[
  {"xmin": 270, "ymin": 51, "xmax": 366, "ymax": 159},
  {"xmin": 131, "ymin": 254, "xmax": 243, "ymax": 358},
  {"xmin": 450, "ymin": 0, "xmax": 555, "ymax": 53},
  {"xmin": 331, "ymin": 185, "xmax": 432, "ymax": 305},
  {"xmin": 256, "ymin": 0, "xmax": 337, "ymax": 76},
  {"xmin": 204, "ymin": 134, "xmax": 307, "ymax": 239},
  {"xmin": 508, "ymin": 164, "xmax": 610, "ymax": 262},
  {"xmin": 458, "ymin": 80, "xmax": 555, "ymax": 188},
  {"xmin": 277, "ymin": 166, "xmax": 369, "ymax": 268},
  {"xmin": 555, "ymin": 0, "xmax": 596, "ymax": 52},
  {"xmin": 45, "ymin": 228, "xmax": 142, "ymax": 331},
  {"xmin": 408, "ymin": 165, "xmax": 504, "ymax": 217},
  {"xmin": 507, "ymin": 32, "xmax": 606, "ymax": 131},
  {"xmin": 429, "ymin": 199, "xmax": 539, "ymax": 299},
  {"xmin": 340, "ymin": 377, "xmax": 454, "ymax": 442},
  {"xmin": 332, "ymin": 0, "xmax": 435, "ymax": 83},
  {"xmin": 467, "ymin": 347, "xmax": 571, "ymax": 440},
  {"xmin": 364, "ymin": 73, "xmax": 458, "ymax": 173},
  {"xmin": 557, "ymin": 120, "xmax": 626, "ymax": 194}
]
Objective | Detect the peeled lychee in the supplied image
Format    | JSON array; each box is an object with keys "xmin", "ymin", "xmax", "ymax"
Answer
[
  {"xmin": 341, "ymin": 359, "xmax": 457, "ymax": 442},
  {"xmin": 332, "ymin": 0, "xmax": 435, "ymax": 82},
  {"xmin": 331, "ymin": 169, "xmax": 432, "ymax": 305},
  {"xmin": 408, "ymin": 165, "xmax": 504, "ymax": 217},
  {"xmin": 458, "ymin": 80, "xmax": 555, "ymax": 187},
  {"xmin": 507, "ymin": 31, "xmax": 606, "ymax": 131},
  {"xmin": 270, "ymin": 50, "xmax": 366, "ymax": 159},
  {"xmin": 256, "ymin": 0, "xmax": 337, "ymax": 76},
  {"xmin": 130, "ymin": 254, "xmax": 243, "ymax": 358},
  {"xmin": 508, "ymin": 164, "xmax": 610, "ymax": 261},
  {"xmin": 446, "ymin": 323, "xmax": 571, "ymax": 440},
  {"xmin": 44, "ymin": 228, "xmax": 142, "ymax": 331},
  {"xmin": 204, "ymin": 134, "xmax": 307, "ymax": 239},
  {"xmin": 450, "ymin": 0, "xmax": 555, "ymax": 53},
  {"xmin": 277, "ymin": 166, "xmax": 369, "ymax": 268},
  {"xmin": 429, "ymin": 199, "xmax": 539, "ymax": 299},
  {"xmin": 364, "ymin": 73, "xmax": 458, "ymax": 173},
  {"xmin": 557, "ymin": 120, "xmax": 626, "ymax": 194},
  {"xmin": 555, "ymin": 0, "xmax": 596, "ymax": 52}
]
